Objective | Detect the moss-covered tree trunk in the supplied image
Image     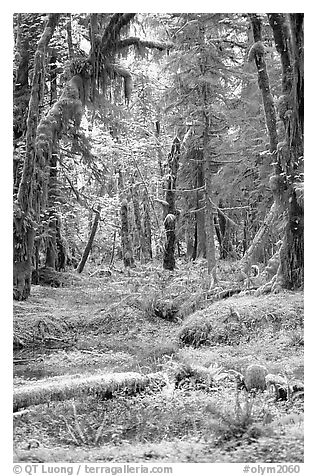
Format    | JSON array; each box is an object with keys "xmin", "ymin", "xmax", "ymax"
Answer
[
  {"xmin": 13, "ymin": 14, "xmax": 30, "ymax": 193},
  {"xmin": 267, "ymin": 13, "xmax": 304, "ymax": 290},
  {"xmin": 13, "ymin": 14, "xmax": 60, "ymax": 301},
  {"xmin": 163, "ymin": 136, "xmax": 180, "ymax": 270},
  {"xmin": 44, "ymin": 146, "xmax": 67, "ymax": 272},
  {"xmin": 238, "ymin": 14, "xmax": 281, "ymax": 283},
  {"xmin": 117, "ymin": 169, "xmax": 134, "ymax": 268},
  {"xmin": 249, "ymin": 14, "xmax": 279, "ymax": 154},
  {"xmin": 13, "ymin": 14, "xmax": 30, "ymax": 142},
  {"xmin": 131, "ymin": 184, "xmax": 151, "ymax": 263},
  {"xmin": 45, "ymin": 150, "xmax": 59, "ymax": 270},
  {"xmin": 42, "ymin": 50, "xmax": 60, "ymax": 272}
]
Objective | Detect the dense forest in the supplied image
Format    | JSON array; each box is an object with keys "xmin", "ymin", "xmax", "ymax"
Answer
[{"xmin": 13, "ymin": 13, "xmax": 304, "ymax": 464}]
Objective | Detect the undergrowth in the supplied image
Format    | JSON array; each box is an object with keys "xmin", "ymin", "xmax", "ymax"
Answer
[{"xmin": 13, "ymin": 260, "xmax": 304, "ymax": 463}]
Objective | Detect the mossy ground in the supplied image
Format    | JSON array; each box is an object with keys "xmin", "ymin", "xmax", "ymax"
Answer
[{"xmin": 13, "ymin": 261, "xmax": 304, "ymax": 463}]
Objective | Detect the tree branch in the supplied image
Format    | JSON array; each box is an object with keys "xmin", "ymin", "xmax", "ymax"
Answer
[
  {"xmin": 101, "ymin": 13, "xmax": 136, "ymax": 53},
  {"xmin": 117, "ymin": 37, "xmax": 173, "ymax": 51}
]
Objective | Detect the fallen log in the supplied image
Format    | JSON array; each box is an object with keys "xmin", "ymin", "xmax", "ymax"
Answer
[{"xmin": 13, "ymin": 371, "xmax": 167, "ymax": 412}]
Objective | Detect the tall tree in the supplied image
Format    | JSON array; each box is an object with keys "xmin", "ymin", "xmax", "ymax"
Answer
[
  {"xmin": 266, "ymin": 13, "xmax": 304, "ymax": 290},
  {"xmin": 238, "ymin": 13, "xmax": 281, "ymax": 279},
  {"xmin": 14, "ymin": 14, "xmax": 60, "ymax": 300},
  {"xmin": 163, "ymin": 136, "xmax": 181, "ymax": 270}
]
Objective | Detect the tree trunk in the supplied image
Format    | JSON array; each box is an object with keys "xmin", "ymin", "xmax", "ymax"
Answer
[
  {"xmin": 199, "ymin": 31, "xmax": 218, "ymax": 284},
  {"xmin": 45, "ymin": 146, "xmax": 61, "ymax": 270},
  {"xmin": 118, "ymin": 169, "xmax": 134, "ymax": 268},
  {"xmin": 131, "ymin": 184, "xmax": 151, "ymax": 263},
  {"xmin": 77, "ymin": 184, "xmax": 106, "ymax": 274},
  {"xmin": 66, "ymin": 15, "xmax": 74, "ymax": 60},
  {"xmin": 195, "ymin": 158, "xmax": 206, "ymax": 259},
  {"xmin": 121, "ymin": 198, "xmax": 135, "ymax": 268},
  {"xmin": 13, "ymin": 14, "xmax": 60, "ymax": 301},
  {"xmin": 203, "ymin": 148, "xmax": 217, "ymax": 284},
  {"xmin": 108, "ymin": 231, "xmax": 117, "ymax": 268},
  {"xmin": 49, "ymin": 48, "xmax": 58, "ymax": 105},
  {"xmin": 142, "ymin": 188, "xmax": 153, "ymax": 261},
  {"xmin": 249, "ymin": 14, "xmax": 279, "ymax": 156},
  {"xmin": 163, "ymin": 136, "xmax": 180, "ymax": 270},
  {"xmin": 238, "ymin": 14, "xmax": 281, "ymax": 281},
  {"xmin": 154, "ymin": 117, "xmax": 164, "ymax": 178},
  {"xmin": 240, "ymin": 202, "xmax": 277, "ymax": 271},
  {"xmin": 13, "ymin": 14, "xmax": 30, "ymax": 143},
  {"xmin": 44, "ymin": 52, "xmax": 62, "ymax": 270},
  {"xmin": 77, "ymin": 208, "xmax": 101, "ymax": 274},
  {"xmin": 268, "ymin": 13, "xmax": 304, "ymax": 290}
]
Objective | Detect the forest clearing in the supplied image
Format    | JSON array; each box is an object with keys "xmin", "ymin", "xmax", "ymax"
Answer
[
  {"xmin": 13, "ymin": 265, "xmax": 304, "ymax": 463},
  {"xmin": 13, "ymin": 13, "xmax": 304, "ymax": 464}
]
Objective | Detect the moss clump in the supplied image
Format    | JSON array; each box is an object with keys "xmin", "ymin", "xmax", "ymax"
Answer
[
  {"xmin": 177, "ymin": 293, "xmax": 303, "ymax": 348},
  {"xmin": 244, "ymin": 364, "xmax": 268, "ymax": 391}
]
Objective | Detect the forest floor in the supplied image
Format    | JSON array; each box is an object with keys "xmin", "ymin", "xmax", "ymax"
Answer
[{"xmin": 13, "ymin": 260, "xmax": 304, "ymax": 463}]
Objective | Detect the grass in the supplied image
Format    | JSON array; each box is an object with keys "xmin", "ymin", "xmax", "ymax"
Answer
[{"xmin": 13, "ymin": 260, "xmax": 304, "ymax": 463}]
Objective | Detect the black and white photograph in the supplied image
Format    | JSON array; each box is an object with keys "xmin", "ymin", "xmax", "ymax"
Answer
[{"xmin": 12, "ymin": 9, "xmax": 305, "ymax": 470}]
